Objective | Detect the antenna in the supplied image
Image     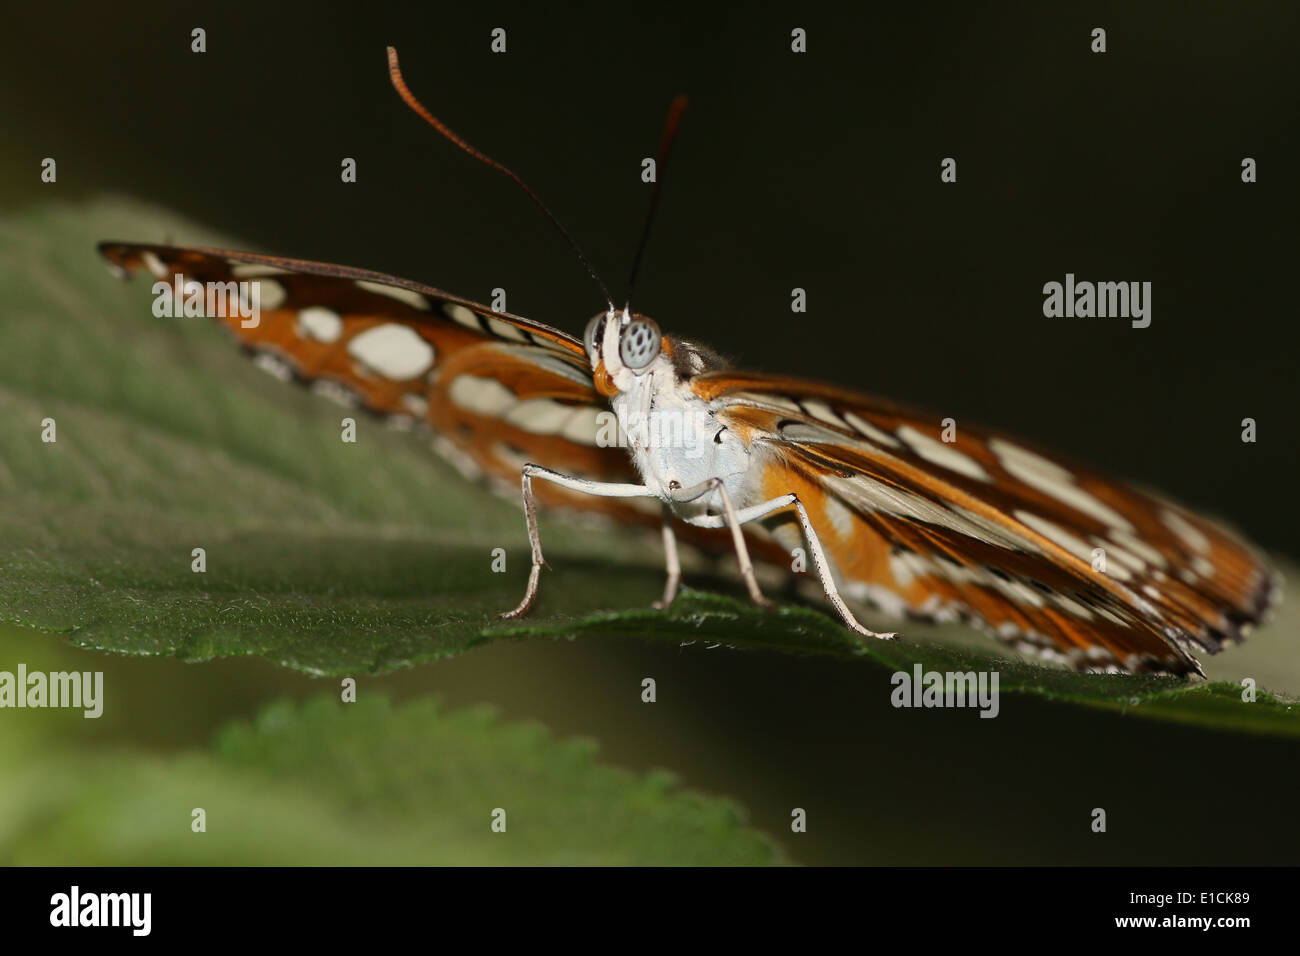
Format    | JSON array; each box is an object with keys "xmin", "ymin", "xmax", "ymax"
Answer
[
  {"xmin": 386, "ymin": 46, "xmax": 615, "ymax": 311},
  {"xmin": 623, "ymin": 94, "xmax": 689, "ymax": 311}
]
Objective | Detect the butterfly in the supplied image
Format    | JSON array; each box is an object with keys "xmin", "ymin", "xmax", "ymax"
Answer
[{"xmin": 98, "ymin": 48, "xmax": 1278, "ymax": 677}]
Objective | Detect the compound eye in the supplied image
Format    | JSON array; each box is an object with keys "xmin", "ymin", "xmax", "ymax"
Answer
[
  {"xmin": 619, "ymin": 317, "xmax": 661, "ymax": 370},
  {"xmin": 583, "ymin": 313, "xmax": 607, "ymax": 358}
]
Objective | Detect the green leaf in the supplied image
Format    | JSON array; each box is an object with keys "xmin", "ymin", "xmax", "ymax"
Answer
[
  {"xmin": 0, "ymin": 694, "xmax": 782, "ymax": 865},
  {"xmin": 1, "ymin": 198, "xmax": 1296, "ymax": 736}
]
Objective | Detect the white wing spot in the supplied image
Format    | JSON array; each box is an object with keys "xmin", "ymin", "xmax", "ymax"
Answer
[
  {"xmin": 823, "ymin": 495, "xmax": 856, "ymax": 539},
  {"xmin": 843, "ymin": 411, "xmax": 903, "ymax": 448},
  {"xmin": 486, "ymin": 316, "xmax": 530, "ymax": 342},
  {"xmin": 897, "ymin": 425, "xmax": 990, "ymax": 481},
  {"xmin": 346, "ymin": 324, "xmax": 436, "ymax": 380},
  {"xmin": 841, "ymin": 579, "xmax": 909, "ymax": 619},
  {"xmin": 951, "ymin": 506, "xmax": 1037, "ymax": 551},
  {"xmin": 1108, "ymin": 528, "xmax": 1168, "ymax": 568},
  {"xmin": 1094, "ymin": 605, "xmax": 1128, "ymax": 627},
  {"xmin": 1050, "ymin": 593, "xmax": 1095, "ymax": 620},
  {"xmin": 832, "ymin": 476, "xmax": 1016, "ymax": 550},
  {"xmin": 991, "ymin": 438, "xmax": 1072, "ymax": 483},
  {"xmin": 1093, "ymin": 537, "xmax": 1145, "ymax": 573},
  {"xmin": 888, "ymin": 552, "xmax": 915, "ymax": 588},
  {"xmin": 402, "ymin": 394, "xmax": 430, "ymax": 417},
  {"xmin": 800, "ymin": 399, "xmax": 846, "ymax": 428},
  {"xmin": 778, "ymin": 421, "xmax": 851, "ymax": 445},
  {"xmin": 141, "ymin": 251, "xmax": 168, "ymax": 279},
  {"xmin": 991, "ymin": 438, "xmax": 1134, "ymax": 532},
  {"xmin": 497, "ymin": 398, "xmax": 609, "ymax": 445},
  {"xmin": 243, "ymin": 278, "xmax": 287, "ymax": 311},
  {"xmin": 444, "ymin": 303, "xmax": 481, "ymax": 328},
  {"xmin": 504, "ymin": 399, "xmax": 574, "ymax": 434},
  {"xmin": 311, "ymin": 379, "xmax": 358, "ymax": 407},
  {"xmin": 430, "ymin": 434, "xmax": 484, "ymax": 481},
  {"xmin": 561, "ymin": 406, "xmax": 605, "ymax": 446},
  {"xmin": 230, "ymin": 263, "xmax": 292, "ymax": 278},
  {"xmin": 492, "ymin": 442, "xmax": 532, "ymax": 474},
  {"xmin": 1161, "ymin": 509, "xmax": 1211, "ymax": 554},
  {"xmin": 991, "ymin": 575, "xmax": 1045, "ymax": 608},
  {"xmin": 297, "ymin": 307, "xmax": 344, "ymax": 343},
  {"xmin": 730, "ymin": 392, "xmax": 803, "ymax": 414},
  {"xmin": 253, "ymin": 351, "xmax": 294, "ymax": 382},
  {"xmin": 888, "ymin": 549, "xmax": 932, "ymax": 588},
  {"xmin": 1015, "ymin": 510, "xmax": 1132, "ymax": 580},
  {"xmin": 355, "ymin": 279, "xmax": 431, "ymax": 311},
  {"xmin": 449, "ymin": 376, "xmax": 516, "ymax": 416},
  {"xmin": 778, "ymin": 417, "xmax": 902, "ymax": 454}
]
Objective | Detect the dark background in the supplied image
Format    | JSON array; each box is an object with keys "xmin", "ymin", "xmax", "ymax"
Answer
[{"xmin": 2, "ymin": 1, "xmax": 1298, "ymax": 865}]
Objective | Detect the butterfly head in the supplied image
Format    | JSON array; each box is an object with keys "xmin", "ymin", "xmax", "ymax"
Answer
[{"xmin": 584, "ymin": 308, "xmax": 668, "ymax": 396}]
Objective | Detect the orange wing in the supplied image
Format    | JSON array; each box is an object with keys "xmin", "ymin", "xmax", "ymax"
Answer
[
  {"xmin": 97, "ymin": 243, "xmax": 648, "ymax": 519},
  {"xmin": 697, "ymin": 371, "xmax": 1279, "ymax": 675}
]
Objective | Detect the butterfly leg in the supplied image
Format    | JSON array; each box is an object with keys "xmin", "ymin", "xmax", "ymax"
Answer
[
  {"xmin": 685, "ymin": 492, "xmax": 896, "ymax": 640},
  {"xmin": 499, "ymin": 464, "xmax": 653, "ymax": 619},
  {"xmin": 668, "ymin": 478, "xmax": 774, "ymax": 610},
  {"xmin": 786, "ymin": 497, "xmax": 897, "ymax": 640},
  {"xmin": 652, "ymin": 503, "xmax": 682, "ymax": 610}
]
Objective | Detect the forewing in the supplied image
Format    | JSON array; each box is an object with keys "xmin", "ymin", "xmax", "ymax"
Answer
[{"xmin": 97, "ymin": 243, "xmax": 646, "ymax": 516}]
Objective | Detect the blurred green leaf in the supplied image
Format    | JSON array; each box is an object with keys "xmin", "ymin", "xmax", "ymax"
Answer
[
  {"xmin": 0, "ymin": 198, "xmax": 1296, "ymax": 736},
  {"xmin": 0, "ymin": 694, "xmax": 781, "ymax": 864}
]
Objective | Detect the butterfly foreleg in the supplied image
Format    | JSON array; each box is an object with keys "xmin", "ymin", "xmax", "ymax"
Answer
[
  {"xmin": 786, "ymin": 497, "xmax": 897, "ymax": 640},
  {"xmin": 669, "ymin": 477, "xmax": 774, "ymax": 610},
  {"xmin": 499, "ymin": 464, "xmax": 652, "ymax": 619},
  {"xmin": 683, "ymin": 491, "xmax": 897, "ymax": 641}
]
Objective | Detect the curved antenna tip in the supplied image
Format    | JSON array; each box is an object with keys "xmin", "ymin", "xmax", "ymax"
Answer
[{"xmin": 383, "ymin": 47, "xmax": 614, "ymax": 310}]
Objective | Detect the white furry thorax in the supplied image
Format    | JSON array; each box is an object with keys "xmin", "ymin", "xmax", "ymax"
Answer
[{"xmin": 595, "ymin": 320, "xmax": 753, "ymax": 521}]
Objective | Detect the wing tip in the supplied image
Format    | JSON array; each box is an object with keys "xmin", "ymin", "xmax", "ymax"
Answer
[
  {"xmin": 96, "ymin": 241, "xmax": 134, "ymax": 278},
  {"xmin": 1201, "ymin": 561, "xmax": 1284, "ymax": 652}
]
